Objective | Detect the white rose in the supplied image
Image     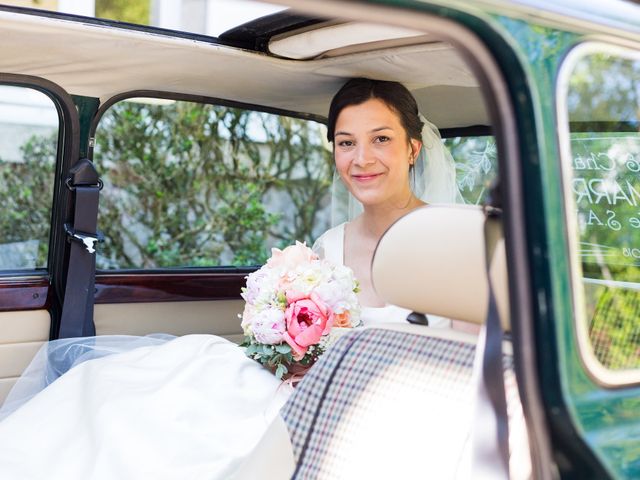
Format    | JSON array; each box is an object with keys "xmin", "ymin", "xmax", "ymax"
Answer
[
  {"xmin": 313, "ymin": 281, "xmax": 347, "ymax": 312},
  {"xmin": 252, "ymin": 308, "xmax": 286, "ymax": 345}
]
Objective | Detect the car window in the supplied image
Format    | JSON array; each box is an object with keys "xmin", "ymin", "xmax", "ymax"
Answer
[
  {"xmin": 0, "ymin": 85, "xmax": 58, "ymax": 272},
  {"xmin": 445, "ymin": 135, "xmax": 496, "ymax": 205},
  {"xmin": 92, "ymin": 97, "xmax": 332, "ymax": 269},
  {"xmin": 93, "ymin": 97, "xmax": 495, "ymax": 271},
  {"xmin": 562, "ymin": 45, "xmax": 640, "ymax": 374}
]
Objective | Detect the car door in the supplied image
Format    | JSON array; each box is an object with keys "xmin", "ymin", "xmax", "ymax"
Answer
[
  {"xmin": 86, "ymin": 91, "xmax": 332, "ymax": 341},
  {"xmin": 0, "ymin": 74, "xmax": 80, "ymax": 402},
  {"xmin": 278, "ymin": 0, "xmax": 640, "ymax": 478}
]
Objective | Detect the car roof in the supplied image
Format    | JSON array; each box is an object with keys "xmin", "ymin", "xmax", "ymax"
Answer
[{"xmin": 0, "ymin": 7, "xmax": 487, "ymax": 130}]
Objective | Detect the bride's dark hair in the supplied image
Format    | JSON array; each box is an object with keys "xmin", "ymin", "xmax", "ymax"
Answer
[{"xmin": 327, "ymin": 78, "xmax": 424, "ymax": 143}]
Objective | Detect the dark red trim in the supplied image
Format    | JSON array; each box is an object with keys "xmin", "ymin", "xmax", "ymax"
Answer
[
  {"xmin": 94, "ymin": 273, "xmax": 246, "ymax": 304},
  {"xmin": 0, "ymin": 277, "xmax": 49, "ymax": 311}
]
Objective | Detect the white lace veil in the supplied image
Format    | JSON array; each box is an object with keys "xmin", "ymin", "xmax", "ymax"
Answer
[{"xmin": 331, "ymin": 114, "xmax": 464, "ymax": 226}]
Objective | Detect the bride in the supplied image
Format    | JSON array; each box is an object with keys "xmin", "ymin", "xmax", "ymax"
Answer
[{"xmin": 0, "ymin": 78, "xmax": 462, "ymax": 479}]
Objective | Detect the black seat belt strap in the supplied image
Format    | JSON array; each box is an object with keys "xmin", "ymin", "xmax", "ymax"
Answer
[
  {"xmin": 58, "ymin": 158, "xmax": 103, "ymax": 338},
  {"xmin": 471, "ymin": 206, "xmax": 510, "ymax": 479}
]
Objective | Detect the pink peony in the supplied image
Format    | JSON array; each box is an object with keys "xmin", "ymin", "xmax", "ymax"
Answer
[
  {"xmin": 282, "ymin": 291, "xmax": 333, "ymax": 360},
  {"xmin": 267, "ymin": 241, "xmax": 318, "ymax": 271}
]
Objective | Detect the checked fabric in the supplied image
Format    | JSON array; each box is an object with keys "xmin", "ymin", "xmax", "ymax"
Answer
[{"xmin": 280, "ymin": 327, "xmax": 523, "ymax": 479}]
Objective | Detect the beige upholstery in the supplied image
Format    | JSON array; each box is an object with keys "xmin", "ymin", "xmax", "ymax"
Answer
[
  {"xmin": 0, "ymin": 12, "xmax": 486, "ymax": 129},
  {"xmin": 0, "ymin": 310, "xmax": 50, "ymax": 404},
  {"xmin": 371, "ymin": 205, "xmax": 510, "ymax": 329},
  {"xmin": 94, "ymin": 300, "xmax": 245, "ymax": 343}
]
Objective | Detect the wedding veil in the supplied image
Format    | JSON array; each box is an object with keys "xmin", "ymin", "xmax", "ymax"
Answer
[{"xmin": 330, "ymin": 115, "xmax": 464, "ymax": 226}]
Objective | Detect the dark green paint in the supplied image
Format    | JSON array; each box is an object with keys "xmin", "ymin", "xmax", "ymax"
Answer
[
  {"xmin": 379, "ymin": 2, "xmax": 640, "ymax": 477},
  {"xmin": 492, "ymin": 13, "xmax": 640, "ymax": 480},
  {"xmin": 71, "ymin": 95, "xmax": 100, "ymax": 158}
]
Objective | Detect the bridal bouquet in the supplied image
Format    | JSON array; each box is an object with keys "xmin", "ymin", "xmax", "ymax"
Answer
[{"xmin": 240, "ymin": 242, "xmax": 361, "ymax": 379}]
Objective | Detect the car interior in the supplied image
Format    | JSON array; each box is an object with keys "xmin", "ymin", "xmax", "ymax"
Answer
[{"xmin": 0, "ymin": 4, "xmax": 530, "ymax": 476}]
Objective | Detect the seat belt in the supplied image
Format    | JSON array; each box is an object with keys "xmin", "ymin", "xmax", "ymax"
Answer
[
  {"xmin": 58, "ymin": 158, "xmax": 103, "ymax": 338},
  {"xmin": 471, "ymin": 205, "xmax": 511, "ymax": 479}
]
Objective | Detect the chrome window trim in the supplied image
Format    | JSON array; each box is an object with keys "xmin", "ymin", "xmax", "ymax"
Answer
[{"xmin": 557, "ymin": 40, "xmax": 640, "ymax": 387}]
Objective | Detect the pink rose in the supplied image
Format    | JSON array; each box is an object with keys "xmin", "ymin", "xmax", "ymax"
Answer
[
  {"xmin": 267, "ymin": 241, "xmax": 318, "ymax": 271},
  {"xmin": 282, "ymin": 291, "xmax": 333, "ymax": 360}
]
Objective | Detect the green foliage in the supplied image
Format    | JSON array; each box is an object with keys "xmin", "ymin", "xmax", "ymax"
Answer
[
  {"xmin": 95, "ymin": 0, "xmax": 150, "ymax": 25},
  {"xmin": 0, "ymin": 133, "xmax": 56, "ymax": 268},
  {"xmin": 241, "ymin": 337, "xmax": 295, "ymax": 379},
  {"xmin": 573, "ymin": 133, "xmax": 640, "ymax": 370},
  {"xmin": 569, "ymin": 54, "xmax": 640, "ymax": 125},
  {"xmin": 93, "ymin": 100, "xmax": 332, "ymax": 268},
  {"xmin": 589, "ymin": 284, "xmax": 640, "ymax": 370},
  {"xmin": 567, "ymin": 53, "xmax": 640, "ymax": 370},
  {"xmin": 241, "ymin": 336, "xmax": 320, "ymax": 379}
]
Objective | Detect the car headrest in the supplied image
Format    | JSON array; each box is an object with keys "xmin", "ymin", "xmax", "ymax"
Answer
[{"xmin": 371, "ymin": 205, "xmax": 510, "ymax": 329}]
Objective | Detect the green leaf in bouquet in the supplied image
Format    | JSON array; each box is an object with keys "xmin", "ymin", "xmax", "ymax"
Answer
[
  {"xmin": 244, "ymin": 344, "xmax": 258, "ymax": 356},
  {"xmin": 275, "ymin": 343, "xmax": 292, "ymax": 354},
  {"xmin": 260, "ymin": 345, "xmax": 273, "ymax": 356},
  {"xmin": 275, "ymin": 291, "xmax": 287, "ymax": 308},
  {"xmin": 275, "ymin": 363, "xmax": 288, "ymax": 380}
]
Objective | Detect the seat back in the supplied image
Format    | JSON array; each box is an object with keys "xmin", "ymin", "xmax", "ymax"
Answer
[
  {"xmin": 276, "ymin": 205, "xmax": 530, "ymax": 478},
  {"xmin": 372, "ymin": 204, "xmax": 510, "ymax": 329},
  {"xmin": 281, "ymin": 325, "xmax": 494, "ymax": 478}
]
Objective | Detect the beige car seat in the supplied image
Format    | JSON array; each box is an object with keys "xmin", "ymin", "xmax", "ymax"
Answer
[{"xmin": 235, "ymin": 205, "xmax": 530, "ymax": 479}]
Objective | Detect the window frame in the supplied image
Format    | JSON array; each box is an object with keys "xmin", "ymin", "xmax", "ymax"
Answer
[
  {"xmin": 89, "ymin": 90, "xmax": 334, "ymax": 279},
  {"xmin": 90, "ymin": 90, "xmax": 498, "ymax": 281},
  {"xmin": 557, "ymin": 39, "xmax": 640, "ymax": 388},
  {"xmin": 0, "ymin": 74, "xmax": 79, "ymax": 320}
]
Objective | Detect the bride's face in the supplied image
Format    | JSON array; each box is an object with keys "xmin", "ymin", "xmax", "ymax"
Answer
[{"xmin": 334, "ymin": 98, "xmax": 421, "ymax": 208}]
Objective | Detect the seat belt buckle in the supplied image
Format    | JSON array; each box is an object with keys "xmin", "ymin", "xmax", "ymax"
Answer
[{"xmin": 64, "ymin": 223, "xmax": 104, "ymax": 254}]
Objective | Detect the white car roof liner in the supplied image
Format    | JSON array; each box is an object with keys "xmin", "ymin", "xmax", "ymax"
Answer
[{"xmin": 0, "ymin": 11, "xmax": 489, "ymax": 128}]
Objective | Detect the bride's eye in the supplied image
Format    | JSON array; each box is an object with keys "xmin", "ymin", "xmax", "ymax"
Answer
[
  {"xmin": 374, "ymin": 135, "xmax": 390, "ymax": 144},
  {"xmin": 337, "ymin": 139, "xmax": 355, "ymax": 148}
]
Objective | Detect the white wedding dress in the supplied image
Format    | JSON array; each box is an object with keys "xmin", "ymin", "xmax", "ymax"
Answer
[{"xmin": 0, "ymin": 225, "xmax": 449, "ymax": 480}]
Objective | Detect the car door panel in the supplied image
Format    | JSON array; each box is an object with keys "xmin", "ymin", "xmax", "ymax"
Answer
[
  {"xmin": 0, "ymin": 310, "xmax": 50, "ymax": 403},
  {"xmin": 94, "ymin": 300, "xmax": 244, "ymax": 343}
]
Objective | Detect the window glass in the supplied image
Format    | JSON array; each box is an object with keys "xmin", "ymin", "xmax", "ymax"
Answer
[
  {"xmin": 445, "ymin": 135, "xmax": 497, "ymax": 205},
  {"xmin": 93, "ymin": 98, "xmax": 332, "ymax": 269},
  {"xmin": 564, "ymin": 48, "xmax": 640, "ymax": 371},
  {"xmin": 0, "ymin": 85, "xmax": 58, "ymax": 271}
]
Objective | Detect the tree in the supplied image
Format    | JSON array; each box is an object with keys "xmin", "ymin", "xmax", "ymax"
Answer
[
  {"xmin": 567, "ymin": 53, "xmax": 640, "ymax": 369},
  {"xmin": 0, "ymin": 133, "xmax": 56, "ymax": 268},
  {"xmin": 95, "ymin": 0, "xmax": 150, "ymax": 25},
  {"xmin": 93, "ymin": 99, "xmax": 333, "ymax": 268}
]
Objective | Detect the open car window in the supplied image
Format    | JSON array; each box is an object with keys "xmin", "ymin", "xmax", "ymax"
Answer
[
  {"xmin": 93, "ymin": 94, "xmax": 496, "ymax": 271},
  {"xmin": 93, "ymin": 97, "xmax": 332, "ymax": 269}
]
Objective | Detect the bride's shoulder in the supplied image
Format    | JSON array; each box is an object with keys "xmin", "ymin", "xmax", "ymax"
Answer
[{"xmin": 312, "ymin": 223, "xmax": 346, "ymax": 258}]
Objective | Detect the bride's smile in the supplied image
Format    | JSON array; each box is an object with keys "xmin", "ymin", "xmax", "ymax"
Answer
[{"xmin": 334, "ymin": 97, "xmax": 422, "ymax": 209}]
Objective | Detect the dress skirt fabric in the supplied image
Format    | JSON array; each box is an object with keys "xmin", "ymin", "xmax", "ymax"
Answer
[{"xmin": 0, "ymin": 335, "xmax": 292, "ymax": 480}]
